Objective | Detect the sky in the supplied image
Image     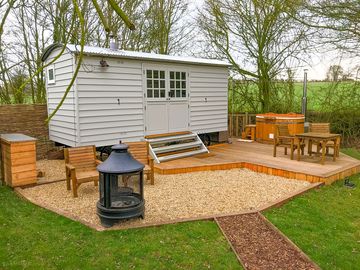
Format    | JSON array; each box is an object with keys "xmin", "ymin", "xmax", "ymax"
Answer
[
  {"xmin": 189, "ymin": 0, "xmax": 359, "ymax": 81},
  {"xmin": 2, "ymin": 1, "xmax": 359, "ymax": 82},
  {"xmin": 300, "ymin": 51, "xmax": 359, "ymax": 81}
]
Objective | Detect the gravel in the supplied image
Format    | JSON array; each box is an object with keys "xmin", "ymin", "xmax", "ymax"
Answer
[
  {"xmin": 37, "ymin": 159, "xmax": 66, "ymax": 182},
  {"xmin": 21, "ymin": 169, "xmax": 310, "ymax": 229}
]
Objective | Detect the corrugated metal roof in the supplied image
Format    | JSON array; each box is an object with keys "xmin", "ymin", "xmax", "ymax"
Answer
[{"xmin": 42, "ymin": 43, "xmax": 231, "ymax": 67}]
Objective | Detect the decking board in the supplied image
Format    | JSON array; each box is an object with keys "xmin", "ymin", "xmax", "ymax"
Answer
[{"xmin": 154, "ymin": 139, "xmax": 360, "ymax": 184}]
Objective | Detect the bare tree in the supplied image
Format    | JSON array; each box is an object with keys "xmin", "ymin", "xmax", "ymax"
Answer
[
  {"xmin": 12, "ymin": 0, "xmax": 51, "ymax": 103},
  {"xmin": 293, "ymin": 0, "xmax": 360, "ymax": 55},
  {"xmin": 146, "ymin": 0, "xmax": 191, "ymax": 55},
  {"xmin": 199, "ymin": 0, "xmax": 310, "ymax": 112},
  {"xmin": 326, "ymin": 65, "xmax": 344, "ymax": 82}
]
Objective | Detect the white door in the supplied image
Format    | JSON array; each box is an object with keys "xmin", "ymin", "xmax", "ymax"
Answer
[{"xmin": 144, "ymin": 68, "xmax": 189, "ymax": 135}]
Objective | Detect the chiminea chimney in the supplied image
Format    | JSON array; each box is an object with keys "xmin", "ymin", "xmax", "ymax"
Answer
[{"xmin": 109, "ymin": 34, "xmax": 117, "ymax": 51}]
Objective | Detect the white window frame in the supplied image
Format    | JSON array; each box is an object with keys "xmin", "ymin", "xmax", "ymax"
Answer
[
  {"xmin": 144, "ymin": 67, "xmax": 188, "ymax": 102},
  {"xmin": 47, "ymin": 65, "xmax": 55, "ymax": 84},
  {"xmin": 169, "ymin": 70, "xmax": 188, "ymax": 100},
  {"xmin": 145, "ymin": 69, "xmax": 167, "ymax": 101}
]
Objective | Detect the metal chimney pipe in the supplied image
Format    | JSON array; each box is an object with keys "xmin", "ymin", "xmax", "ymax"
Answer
[
  {"xmin": 302, "ymin": 69, "xmax": 309, "ymax": 131},
  {"xmin": 109, "ymin": 35, "xmax": 117, "ymax": 50},
  {"xmin": 301, "ymin": 69, "xmax": 308, "ymax": 117}
]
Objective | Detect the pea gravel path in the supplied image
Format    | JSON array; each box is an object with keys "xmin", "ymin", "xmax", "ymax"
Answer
[{"xmin": 20, "ymin": 169, "xmax": 310, "ymax": 229}]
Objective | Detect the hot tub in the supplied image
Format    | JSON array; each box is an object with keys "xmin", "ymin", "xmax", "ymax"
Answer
[{"xmin": 256, "ymin": 113, "xmax": 304, "ymax": 144}]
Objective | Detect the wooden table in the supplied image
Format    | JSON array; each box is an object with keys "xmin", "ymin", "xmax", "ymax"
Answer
[{"xmin": 295, "ymin": 132, "xmax": 341, "ymax": 165}]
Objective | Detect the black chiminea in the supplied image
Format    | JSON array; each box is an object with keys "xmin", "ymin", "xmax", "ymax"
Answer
[{"xmin": 97, "ymin": 143, "xmax": 145, "ymax": 227}]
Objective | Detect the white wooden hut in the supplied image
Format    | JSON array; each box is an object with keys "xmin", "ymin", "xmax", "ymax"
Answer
[{"xmin": 42, "ymin": 44, "xmax": 230, "ymax": 162}]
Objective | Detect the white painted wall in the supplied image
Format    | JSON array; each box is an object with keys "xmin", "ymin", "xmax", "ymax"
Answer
[
  {"xmin": 46, "ymin": 52, "xmax": 228, "ymax": 147},
  {"xmin": 45, "ymin": 48, "xmax": 77, "ymax": 146},
  {"xmin": 189, "ymin": 66, "xmax": 228, "ymax": 134},
  {"xmin": 76, "ymin": 56, "xmax": 144, "ymax": 146}
]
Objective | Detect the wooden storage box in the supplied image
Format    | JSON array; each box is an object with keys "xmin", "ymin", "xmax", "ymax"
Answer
[{"xmin": 1, "ymin": 134, "xmax": 37, "ymax": 187}]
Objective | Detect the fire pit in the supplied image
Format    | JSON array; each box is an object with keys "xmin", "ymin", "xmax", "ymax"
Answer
[{"xmin": 96, "ymin": 143, "xmax": 145, "ymax": 227}]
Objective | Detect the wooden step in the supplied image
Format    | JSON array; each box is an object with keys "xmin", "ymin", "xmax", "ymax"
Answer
[
  {"xmin": 145, "ymin": 131, "xmax": 191, "ymax": 139},
  {"xmin": 153, "ymin": 141, "xmax": 203, "ymax": 154},
  {"xmin": 147, "ymin": 133, "xmax": 197, "ymax": 144},
  {"xmin": 158, "ymin": 149, "xmax": 208, "ymax": 162}
]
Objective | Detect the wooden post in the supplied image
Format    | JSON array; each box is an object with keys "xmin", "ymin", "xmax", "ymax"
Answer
[
  {"xmin": 235, "ymin": 115, "xmax": 239, "ymax": 137},
  {"xmin": 229, "ymin": 114, "xmax": 233, "ymax": 137},
  {"xmin": 245, "ymin": 112, "xmax": 248, "ymax": 128}
]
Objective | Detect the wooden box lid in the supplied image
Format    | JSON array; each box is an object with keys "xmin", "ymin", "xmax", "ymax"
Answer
[{"xmin": 0, "ymin": 133, "xmax": 37, "ymax": 144}]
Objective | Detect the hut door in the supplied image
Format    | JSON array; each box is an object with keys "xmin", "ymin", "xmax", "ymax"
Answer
[
  {"xmin": 144, "ymin": 68, "xmax": 189, "ymax": 135},
  {"xmin": 167, "ymin": 71, "xmax": 189, "ymax": 133}
]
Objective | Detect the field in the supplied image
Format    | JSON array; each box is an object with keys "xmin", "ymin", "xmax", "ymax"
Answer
[{"xmin": 229, "ymin": 81, "xmax": 359, "ymax": 113}]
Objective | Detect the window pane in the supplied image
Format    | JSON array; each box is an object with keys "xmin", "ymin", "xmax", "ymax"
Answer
[
  {"xmin": 181, "ymin": 81, "xmax": 186, "ymax": 88},
  {"xmin": 48, "ymin": 69, "xmax": 54, "ymax": 80},
  {"xmin": 153, "ymin": 70, "xmax": 159, "ymax": 78},
  {"xmin": 146, "ymin": 70, "xmax": 152, "ymax": 78},
  {"xmin": 181, "ymin": 72, "xmax": 186, "ymax": 80},
  {"xmin": 160, "ymin": 71, "xmax": 165, "ymax": 79},
  {"xmin": 147, "ymin": 89, "xmax": 153, "ymax": 98},
  {"xmin": 176, "ymin": 81, "xmax": 180, "ymax": 88},
  {"xmin": 182, "ymin": 90, "xmax": 186, "ymax": 97},
  {"xmin": 160, "ymin": 80, "xmax": 165, "ymax": 88},
  {"xmin": 176, "ymin": 72, "xmax": 180, "ymax": 79},
  {"xmin": 147, "ymin": 80, "xmax": 152, "ymax": 88},
  {"xmin": 170, "ymin": 71, "xmax": 174, "ymax": 79},
  {"xmin": 160, "ymin": 90, "xmax": 165, "ymax": 97},
  {"xmin": 176, "ymin": 90, "xmax": 180, "ymax": 97},
  {"xmin": 170, "ymin": 90, "xmax": 175, "ymax": 97},
  {"xmin": 154, "ymin": 89, "xmax": 159, "ymax": 98},
  {"xmin": 154, "ymin": 80, "xmax": 159, "ymax": 88},
  {"xmin": 170, "ymin": 81, "xmax": 174, "ymax": 88}
]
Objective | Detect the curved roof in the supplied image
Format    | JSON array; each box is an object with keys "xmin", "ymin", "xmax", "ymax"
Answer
[{"xmin": 42, "ymin": 43, "xmax": 231, "ymax": 67}]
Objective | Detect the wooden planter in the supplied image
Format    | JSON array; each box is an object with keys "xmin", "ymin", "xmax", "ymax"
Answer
[
  {"xmin": 1, "ymin": 134, "xmax": 37, "ymax": 187},
  {"xmin": 256, "ymin": 113, "xmax": 305, "ymax": 144}
]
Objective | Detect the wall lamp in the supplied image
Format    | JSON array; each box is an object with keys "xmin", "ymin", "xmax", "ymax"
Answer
[{"xmin": 100, "ymin": 59, "xmax": 109, "ymax": 67}]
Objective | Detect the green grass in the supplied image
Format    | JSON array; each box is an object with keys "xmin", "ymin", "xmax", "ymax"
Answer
[
  {"xmin": 0, "ymin": 186, "xmax": 241, "ymax": 270},
  {"xmin": 341, "ymin": 148, "xmax": 360, "ymax": 160},
  {"xmin": 265, "ymin": 148, "xmax": 360, "ymax": 270},
  {"xmin": 230, "ymin": 81, "xmax": 359, "ymax": 112}
]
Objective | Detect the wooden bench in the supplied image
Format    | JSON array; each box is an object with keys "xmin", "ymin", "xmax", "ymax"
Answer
[
  {"xmin": 64, "ymin": 145, "xmax": 101, "ymax": 197},
  {"xmin": 126, "ymin": 141, "xmax": 154, "ymax": 185}
]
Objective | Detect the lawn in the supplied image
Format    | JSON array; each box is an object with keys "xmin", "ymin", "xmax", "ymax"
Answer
[
  {"xmin": 230, "ymin": 81, "xmax": 359, "ymax": 112},
  {"xmin": 0, "ymin": 186, "xmax": 241, "ymax": 270},
  {"xmin": 265, "ymin": 149, "xmax": 360, "ymax": 270}
]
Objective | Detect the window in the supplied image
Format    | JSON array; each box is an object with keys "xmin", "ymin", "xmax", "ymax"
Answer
[
  {"xmin": 145, "ymin": 69, "xmax": 187, "ymax": 99},
  {"xmin": 170, "ymin": 71, "xmax": 186, "ymax": 98},
  {"xmin": 47, "ymin": 66, "xmax": 55, "ymax": 84},
  {"xmin": 146, "ymin": 69, "xmax": 165, "ymax": 99}
]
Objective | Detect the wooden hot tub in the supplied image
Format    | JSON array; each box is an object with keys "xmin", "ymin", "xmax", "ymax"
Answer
[{"xmin": 256, "ymin": 113, "xmax": 304, "ymax": 144}]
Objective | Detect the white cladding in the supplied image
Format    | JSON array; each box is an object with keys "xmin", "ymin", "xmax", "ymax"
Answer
[
  {"xmin": 44, "ymin": 45, "xmax": 229, "ymax": 147},
  {"xmin": 45, "ymin": 50, "xmax": 77, "ymax": 146}
]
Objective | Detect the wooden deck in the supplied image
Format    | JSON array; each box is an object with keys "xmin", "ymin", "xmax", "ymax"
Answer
[{"xmin": 154, "ymin": 139, "xmax": 360, "ymax": 184}]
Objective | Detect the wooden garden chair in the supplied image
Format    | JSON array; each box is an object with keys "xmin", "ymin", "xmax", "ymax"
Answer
[
  {"xmin": 309, "ymin": 122, "xmax": 340, "ymax": 156},
  {"xmin": 64, "ymin": 145, "xmax": 101, "ymax": 197},
  {"xmin": 273, "ymin": 125, "xmax": 305, "ymax": 160},
  {"xmin": 126, "ymin": 141, "xmax": 155, "ymax": 185}
]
